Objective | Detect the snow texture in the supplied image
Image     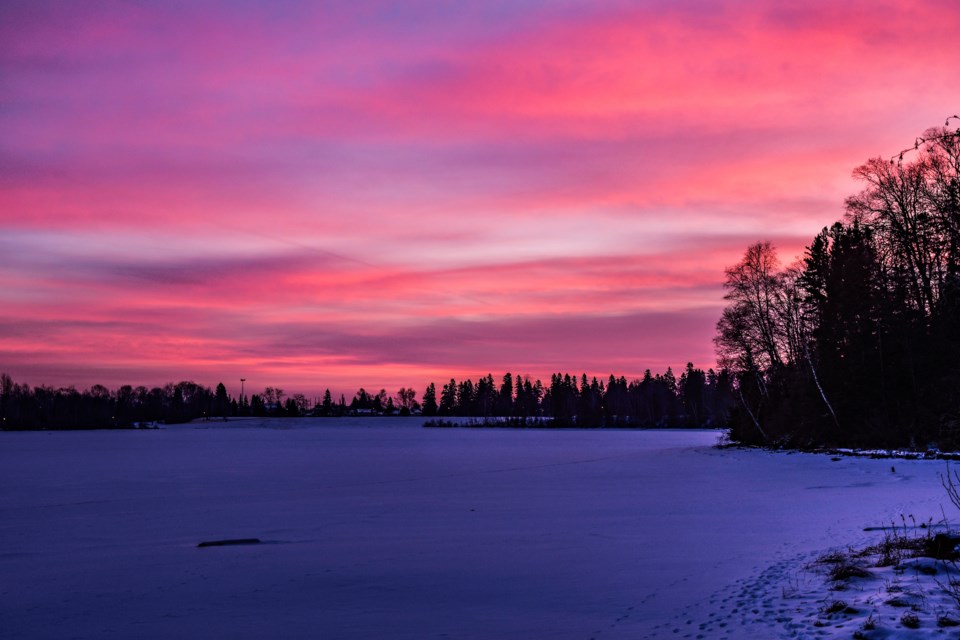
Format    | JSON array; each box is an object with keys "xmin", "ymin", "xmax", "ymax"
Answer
[{"xmin": 1, "ymin": 418, "xmax": 958, "ymax": 639}]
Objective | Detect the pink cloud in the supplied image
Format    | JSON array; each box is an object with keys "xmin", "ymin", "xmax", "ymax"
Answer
[
  {"xmin": 0, "ymin": 228, "xmax": 809, "ymax": 396},
  {"xmin": 2, "ymin": 0, "xmax": 958, "ymax": 394}
]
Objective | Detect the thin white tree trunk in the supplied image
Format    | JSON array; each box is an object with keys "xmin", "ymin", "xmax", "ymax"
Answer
[
  {"xmin": 738, "ymin": 387, "xmax": 768, "ymax": 442},
  {"xmin": 805, "ymin": 345, "xmax": 840, "ymax": 429}
]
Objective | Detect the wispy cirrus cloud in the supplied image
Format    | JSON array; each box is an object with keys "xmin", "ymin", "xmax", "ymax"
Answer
[{"xmin": 2, "ymin": 0, "xmax": 958, "ymax": 393}]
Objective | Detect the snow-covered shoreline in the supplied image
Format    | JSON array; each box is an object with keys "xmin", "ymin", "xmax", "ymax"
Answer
[
  {"xmin": 720, "ymin": 441, "xmax": 960, "ymax": 462},
  {"xmin": 2, "ymin": 420, "xmax": 958, "ymax": 639}
]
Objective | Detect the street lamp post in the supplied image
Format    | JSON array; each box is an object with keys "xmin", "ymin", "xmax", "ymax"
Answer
[{"xmin": 240, "ymin": 378, "xmax": 246, "ymax": 412}]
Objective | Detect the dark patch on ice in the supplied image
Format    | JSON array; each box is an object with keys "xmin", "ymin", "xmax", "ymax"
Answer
[
  {"xmin": 804, "ymin": 481, "xmax": 874, "ymax": 490},
  {"xmin": 197, "ymin": 538, "xmax": 261, "ymax": 548}
]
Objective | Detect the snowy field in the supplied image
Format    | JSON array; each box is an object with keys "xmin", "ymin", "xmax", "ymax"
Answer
[{"xmin": 2, "ymin": 418, "xmax": 958, "ymax": 639}]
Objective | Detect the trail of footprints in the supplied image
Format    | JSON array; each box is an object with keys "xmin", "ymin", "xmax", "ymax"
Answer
[{"xmin": 646, "ymin": 554, "xmax": 842, "ymax": 639}]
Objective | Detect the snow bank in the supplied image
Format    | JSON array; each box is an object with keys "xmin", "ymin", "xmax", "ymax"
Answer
[{"xmin": 1, "ymin": 420, "xmax": 956, "ymax": 638}]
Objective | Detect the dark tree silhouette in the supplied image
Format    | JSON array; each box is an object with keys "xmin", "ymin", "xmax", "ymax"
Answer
[
  {"xmin": 718, "ymin": 118, "xmax": 960, "ymax": 448},
  {"xmin": 421, "ymin": 383, "xmax": 438, "ymax": 417}
]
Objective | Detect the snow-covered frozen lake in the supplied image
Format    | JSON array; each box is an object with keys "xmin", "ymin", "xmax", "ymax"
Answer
[{"xmin": 0, "ymin": 419, "xmax": 953, "ymax": 639}]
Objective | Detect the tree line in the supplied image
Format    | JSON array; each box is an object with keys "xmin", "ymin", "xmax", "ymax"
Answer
[
  {"xmin": 717, "ymin": 118, "xmax": 960, "ymax": 448},
  {"xmin": 0, "ymin": 365, "xmax": 735, "ymax": 429},
  {"xmin": 0, "ymin": 375, "xmax": 231, "ymax": 429},
  {"xmin": 419, "ymin": 368, "xmax": 733, "ymax": 427}
]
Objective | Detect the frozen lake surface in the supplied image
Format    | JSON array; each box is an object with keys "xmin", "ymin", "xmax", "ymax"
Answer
[{"xmin": 0, "ymin": 419, "xmax": 952, "ymax": 639}]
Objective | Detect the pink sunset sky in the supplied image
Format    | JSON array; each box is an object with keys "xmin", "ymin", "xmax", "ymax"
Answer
[{"xmin": 2, "ymin": 0, "xmax": 959, "ymax": 399}]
